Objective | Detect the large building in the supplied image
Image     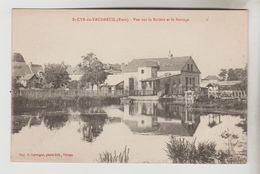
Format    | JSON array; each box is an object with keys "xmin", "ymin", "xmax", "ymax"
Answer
[{"xmin": 111, "ymin": 56, "xmax": 201, "ymax": 96}]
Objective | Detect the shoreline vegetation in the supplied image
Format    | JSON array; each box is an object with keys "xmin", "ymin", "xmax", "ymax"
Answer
[
  {"xmin": 98, "ymin": 146, "xmax": 130, "ymax": 163},
  {"xmin": 12, "ymin": 92, "xmax": 247, "ymax": 164},
  {"xmin": 12, "ymin": 94, "xmax": 247, "ymax": 116},
  {"xmin": 193, "ymin": 98, "xmax": 247, "ymax": 115},
  {"xmin": 166, "ymin": 136, "xmax": 246, "ymax": 164},
  {"xmin": 12, "ymin": 96, "xmax": 121, "ymax": 114}
]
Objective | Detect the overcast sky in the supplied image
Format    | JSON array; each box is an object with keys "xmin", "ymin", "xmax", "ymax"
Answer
[{"xmin": 12, "ymin": 9, "xmax": 248, "ymax": 77}]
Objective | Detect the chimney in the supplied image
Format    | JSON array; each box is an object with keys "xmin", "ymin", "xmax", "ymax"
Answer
[{"xmin": 168, "ymin": 50, "xmax": 173, "ymax": 58}]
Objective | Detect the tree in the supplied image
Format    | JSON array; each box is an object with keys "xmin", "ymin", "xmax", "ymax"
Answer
[
  {"xmin": 44, "ymin": 63, "xmax": 70, "ymax": 89},
  {"xmin": 68, "ymin": 80, "xmax": 80, "ymax": 89},
  {"xmin": 218, "ymin": 69, "xmax": 228, "ymax": 81},
  {"xmin": 79, "ymin": 53, "xmax": 107, "ymax": 89},
  {"xmin": 234, "ymin": 65, "xmax": 247, "ymax": 90},
  {"xmin": 227, "ymin": 68, "xmax": 238, "ymax": 81},
  {"xmin": 218, "ymin": 66, "xmax": 247, "ymax": 90},
  {"xmin": 227, "ymin": 68, "xmax": 246, "ymax": 81}
]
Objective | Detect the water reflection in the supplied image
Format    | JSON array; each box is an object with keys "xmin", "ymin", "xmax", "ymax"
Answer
[
  {"xmin": 123, "ymin": 102, "xmax": 200, "ymax": 136},
  {"xmin": 11, "ymin": 101, "xmax": 246, "ymax": 139},
  {"xmin": 208, "ymin": 114, "xmax": 222, "ymax": 128},
  {"xmin": 12, "ymin": 116, "xmax": 30, "ymax": 134},
  {"xmin": 79, "ymin": 113, "xmax": 107, "ymax": 142},
  {"xmin": 11, "ymin": 101, "xmax": 247, "ymax": 163},
  {"xmin": 43, "ymin": 113, "xmax": 69, "ymax": 130}
]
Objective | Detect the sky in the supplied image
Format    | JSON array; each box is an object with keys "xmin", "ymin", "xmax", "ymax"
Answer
[{"xmin": 12, "ymin": 9, "xmax": 248, "ymax": 77}]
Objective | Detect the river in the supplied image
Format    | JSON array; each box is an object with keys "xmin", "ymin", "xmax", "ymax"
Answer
[{"xmin": 11, "ymin": 101, "xmax": 247, "ymax": 163}]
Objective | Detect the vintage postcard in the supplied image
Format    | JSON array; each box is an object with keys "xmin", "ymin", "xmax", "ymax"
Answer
[{"xmin": 11, "ymin": 9, "xmax": 248, "ymax": 163}]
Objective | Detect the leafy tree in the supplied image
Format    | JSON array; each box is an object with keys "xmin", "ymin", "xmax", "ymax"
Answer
[
  {"xmin": 227, "ymin": 68, "xmax": 247, "ymax": 81},
  {"xmin": 234, "ymin": 65, "xmax": 247, "ymax": 90},
  {"xmin": 79, "ymin": 53, "xmax": 107, "ymax": 89},
  {"xmin": 227, "ymin": 68, "xmax": 238, "ymax": 81},
  {"xmin": 218, "ymin": 66, "xmax": 247, "ymax": 90},
  {"xmin": 218, "ymin": 69, "xmax": 228, "ymax": 81},
  {"xmin": 68, "ymin": 80, "xmax": 80, "ymax": 89},
  {"xmin": 44, "ymin": 63, "xmax": 70, "ymax": 89}
]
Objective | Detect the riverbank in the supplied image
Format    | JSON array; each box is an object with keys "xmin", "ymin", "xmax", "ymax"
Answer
[
  {"xmin": 12, "ymin": 96, "xmax": 121, "ymax": 113},
  {"xmin": 12, "ymin": 94, "xmax": 247, "ymax": 116},
  {"xmin": 193, "ymin": 98, "xmax": 247, "ymax": 116}
]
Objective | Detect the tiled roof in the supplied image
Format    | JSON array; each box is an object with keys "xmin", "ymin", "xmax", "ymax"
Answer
[{"xmin": 122, "ymin": 56, "xmax": 191, "ymax": 72}]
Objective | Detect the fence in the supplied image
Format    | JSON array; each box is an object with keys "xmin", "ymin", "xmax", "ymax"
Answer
[
  {"xmin": 12, "ymin": 89, "xmax": 128, "ymax": 99},
  {"xmin": 219, "ymin": 90, "xmax": 247, "ymax": 99},
  {"xmin": 129, "ymin": 90, "xmax": 157, "ymax": 96}
]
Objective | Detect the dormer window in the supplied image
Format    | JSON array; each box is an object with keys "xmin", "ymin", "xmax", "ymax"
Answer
[
  {"xmin": 191, "ymin": 64, "xmax": 193, "ymax": 72},
  {"xmin": 141, "ymin": 69, "xmax": 144, "ymax": 74},
  {"xmin": 187, "ymin": 64, "xmax": 190, "ymax": 71}
]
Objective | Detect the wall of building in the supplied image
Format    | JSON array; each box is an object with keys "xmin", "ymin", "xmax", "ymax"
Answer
[
  {"xmin": 182, "ymin": 58, "xmax": 200, "ymax": 73},
  {"xmin": 180, "ymin": 72, "xmax": 200, "ymax": 93},
  {"xmin": 156, "ymin": 75, "xmax": 182, "ymax": 95},
  {"xmin": 123, "ymin": 67, "xmax": 157, "ymax": 91}
]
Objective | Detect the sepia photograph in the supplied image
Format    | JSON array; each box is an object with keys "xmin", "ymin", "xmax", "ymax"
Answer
[{"xmin": 11, "ymin": 9, "xmax": 248, "ymax": 163}]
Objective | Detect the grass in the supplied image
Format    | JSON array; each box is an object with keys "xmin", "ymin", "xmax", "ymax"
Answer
[{"xmin": 98, "ymin": 146, "xmax": 130, "ymax": 163}]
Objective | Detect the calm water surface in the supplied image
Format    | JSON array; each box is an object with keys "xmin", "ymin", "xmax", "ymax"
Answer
[{"xmin": 11, "ymin": 101, "xmax": 247, "ymax": 163}]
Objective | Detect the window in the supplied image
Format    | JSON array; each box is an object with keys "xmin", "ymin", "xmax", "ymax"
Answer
[
  {"xmin": 141, "ymin": 81, "xmax": 147, "ymax": 89},
  {"xmin": 191, "ymin": 64, "xmax": 193, "ymax": 72},
  {"xmin": 190, "ymin": 77, "xmax": 192, "ymax": 84},
  {"xmin": 186, "ymin": 77, "xmax": 188, "ymax": 85},
  {"xmin": 149, "ymin": 81, "xmax": 152, "ymax": 88},
  {"xmin": 141, "ymin": 69, "xmax": 144, "ymax": 74},
  {"xmin": 187, "ymin": 64, "xmax": 190, "ymax": 71}
]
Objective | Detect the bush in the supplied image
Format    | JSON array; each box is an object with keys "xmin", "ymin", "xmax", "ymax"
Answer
[
  {"xmin": 166, "ymin": 136, "xmax": 223, "ymax": 163},
  {"xmin": 197, "ymin": 142, "xmax": 217, "ymax": 163}
]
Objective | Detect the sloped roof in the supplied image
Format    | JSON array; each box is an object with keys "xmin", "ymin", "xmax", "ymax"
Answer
[
  {"xmin": 203, "ymin": 75, "xmax": 219, "ymax": 81},
  {"xmin": 12, "ymin": 53, "xmax": 26, "ymax": 62},
  {"xmin": 215, "ymin": 81, "xmax": 241, "ymax": 86},
  {"xmin": 12, "ymin": 62, "xmax": 32, "ymax": 77},
  {"xmin": 200, "ymin": 81, "xmax": 215, "ymax": 88},
  {"xmin": 122, "ymin": 56, "xmax": 191, "ymax": 72},
  {"xmin": 105, "ymin": 74, "xmax": 124, "ymax": 86},
  {"xmin": 141, "ymin": 71, "xmax": 181, "ymax": 81},
  {"xmin": 21, "ymin": 73, "xmax": 37, "ymax": 81},
  {"xmin": 12, "ymin": 53, "xmax": 32, "ymax": 77},
  {"xmin": 30, "ymin": 64, "xmax": 43, "ymax": 74}
]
